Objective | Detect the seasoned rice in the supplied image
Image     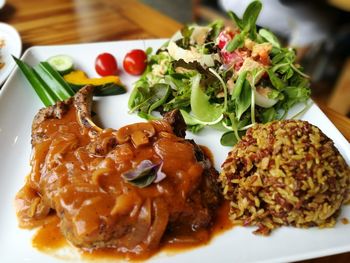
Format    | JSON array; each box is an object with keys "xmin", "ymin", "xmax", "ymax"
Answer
[{"xmin": 219, "ymin": 120, "xmax": 350, "ymax": 235}]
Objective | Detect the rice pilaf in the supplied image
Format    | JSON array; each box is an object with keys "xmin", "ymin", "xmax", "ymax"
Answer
[{"xmin": 219, "ymin": 120, "xmax": 350, "ymax": 235}]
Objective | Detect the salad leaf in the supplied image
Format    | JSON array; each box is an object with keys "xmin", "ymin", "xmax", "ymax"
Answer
[
  {"xmin": 147, "ymin": 84, "xmax": 171, "ymax": 114},
  {"xmin": 258, "ymin": 28, "xmax": 281, "ymax": 48},
  {"xmin": 208, "ymin": 20, "xmax": 225, "ymax": 41},
  {"xmin": 180, "ymin": 25, "xmax": 194, "ymax": 48},
  {"xmin": 232, "ymin": 71, "xmax": 248, "ymax": 99},
  {"xmin": 226, "ymin": 32, "xmax": 246, "ymax": 52},
  {"xmin": 227, "ymin": 0, "xmax": 262, "ymax": 49},
  {"xmin": 228, "ymin": 11, "xmax": 244, "ymax": 30},
  {"xmin": 129, "ymin": 84, "xmax": 171, "ymax": 114},
  {"xmin": 267, "ymin": 69, "xmax": 285, "ymax": 90},
  {"xmin": 235, "ymin": 79, "xmax": 252, "ymax": 120},
  {"xmin": 260, "ymin": 107, "xmax": 276, "ymax": 123},
  {"xmin": 220, "ymin": 130, "xmax": 246, "ymax": 146},
  {"xmin": 190, "ymin": 74, "xmax": 224, "ymax": 124},
  {"xmin": 242, "ymin": 0, "xmax": 262, "ymax": 39}
]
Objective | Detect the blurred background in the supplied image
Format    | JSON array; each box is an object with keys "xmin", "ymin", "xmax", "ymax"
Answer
[{"xmin": 141, "ymin": 0, "xmax": 350, "ymax": 117}]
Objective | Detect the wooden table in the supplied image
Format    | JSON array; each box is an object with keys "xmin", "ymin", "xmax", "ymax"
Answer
[{"xmin": 1, "ymin": 0, "xmax": 350, "ymax": 262}]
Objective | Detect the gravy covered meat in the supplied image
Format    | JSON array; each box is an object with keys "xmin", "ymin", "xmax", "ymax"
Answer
[{"xmin": 15, "ymin": 86, "xmax": 222, "ymax": 257}]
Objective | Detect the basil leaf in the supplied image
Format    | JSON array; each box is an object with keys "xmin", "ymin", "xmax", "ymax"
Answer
[
  {"xmin": 122, "ymin": 160, "xmax": 166, "ymax": 188},
  {"xmin": 236, "ymin": 79, "xmax": 252, "ymax": 120}
]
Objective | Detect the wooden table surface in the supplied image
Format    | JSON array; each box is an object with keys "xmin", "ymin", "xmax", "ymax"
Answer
[{"xmin": 1, "ymin": 0, "xmax": 349, "ymax": 262}]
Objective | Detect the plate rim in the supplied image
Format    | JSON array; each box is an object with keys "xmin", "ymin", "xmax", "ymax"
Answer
[{"xmin": 1, "ymin": 39, "xmax": 350, "ymax": 263}]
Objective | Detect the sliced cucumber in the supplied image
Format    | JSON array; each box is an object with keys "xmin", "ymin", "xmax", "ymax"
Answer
[{"xmin": 47, "ymin": 55, "xmax": 74, "ymax": 75}]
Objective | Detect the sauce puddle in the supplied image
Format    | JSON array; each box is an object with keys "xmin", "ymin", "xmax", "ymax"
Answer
[
  {"xmin": 32, "ymin": 215, "xmax": 67, "ymax": 251},
  {"xmin": 31, "ymin": 201, "xmax": 233, "ymax": 261}
]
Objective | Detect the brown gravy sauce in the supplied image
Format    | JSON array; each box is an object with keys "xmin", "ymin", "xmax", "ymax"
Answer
[
  {"xmin": 32, "ymin": 215, "xmax": 67, "ymax": 251},
  {"xmin": 32, "ymin": 201, "xmax": 232, "ymax": 261}
]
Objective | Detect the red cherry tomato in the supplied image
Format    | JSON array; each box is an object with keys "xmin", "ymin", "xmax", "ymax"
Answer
[
  {"xmin": 95, "ymin": 53, "xmax": 118, "ymax": 76},
  {"xmin": 123, "ymin": 49, "xmax": 147, "ymax": 75}
]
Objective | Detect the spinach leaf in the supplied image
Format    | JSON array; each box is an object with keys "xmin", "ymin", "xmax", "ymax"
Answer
[
  {"xmin": 225, "ymin": 32, "xmax": 246, "ymax": 52},
  {"xmin": 284, "ymin": 86, "xmax": 310, "ymax": 101},
  {"xmin": 221, "ymin": 131, "xmax": 239, "ymax": 146},
  {"xmin": 258, "ymin": 28, "xmax": 281, "ymax": 48},
  {"xmin": 220, "ymin": 130, "xmax": 246, "ymax": 146},
  {"xmin": 242, "ymin": 0, "xmax": 262, "ymax": 39},
  {"xmin": 260, "ymin": 107, "xmax": 276, "ymax": 123},
  {"xmin": 128, "ymin": 84, "xmax": 171, "ymax": 115},
  {"xmin": 128, "ymin": 85, "xmax": 148, "ymax": 112},
  {"xmin": 232, "ymin": 71, "xmax": 248, "ymax": 99},
  {"xmin": 226, "ymin": 1, "xmax": 262, "ymax": 50},
  {"xmin": 236, "ymin": 79, "xmax": 252, "ymax": 120},
  {"xmin": 267, "ymin": 69, "xmax": 285, "ymax": 90}
]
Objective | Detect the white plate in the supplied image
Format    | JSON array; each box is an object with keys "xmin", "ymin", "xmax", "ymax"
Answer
[
  {"xmin": 0, "ymin": 0, "xmax": 5, "ymax": 9},
  {"xmin": 0, "ymin": 22, "xmax": 22, "ymax": 86},
  {"xmin": 0, "ymin": 39, "xmax": 349, "ymax": 263}
]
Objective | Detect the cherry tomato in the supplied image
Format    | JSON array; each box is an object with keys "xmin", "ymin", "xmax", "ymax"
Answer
[
  {"xmin": 123, "ymin": 49, "xmax": 147, "ymax": 75},
  {"xmin": 95, "ymin": 53, "xmax": 118, "ymax": 76}
]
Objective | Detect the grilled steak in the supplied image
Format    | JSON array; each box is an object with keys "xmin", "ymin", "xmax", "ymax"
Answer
[{"xmin": 15, "ymin": 85, "xmax": 222, "ymax": 255}]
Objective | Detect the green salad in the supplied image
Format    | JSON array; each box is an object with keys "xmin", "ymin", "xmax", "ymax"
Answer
[{"xmin": 128, "ymin": 0, "xmax": 311, "ymax": 146}]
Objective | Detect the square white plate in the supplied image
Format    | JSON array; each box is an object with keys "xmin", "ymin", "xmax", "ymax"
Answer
[{"xmin": 0, "ymin": 39, "xmax": 349, "ymax": 263}]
